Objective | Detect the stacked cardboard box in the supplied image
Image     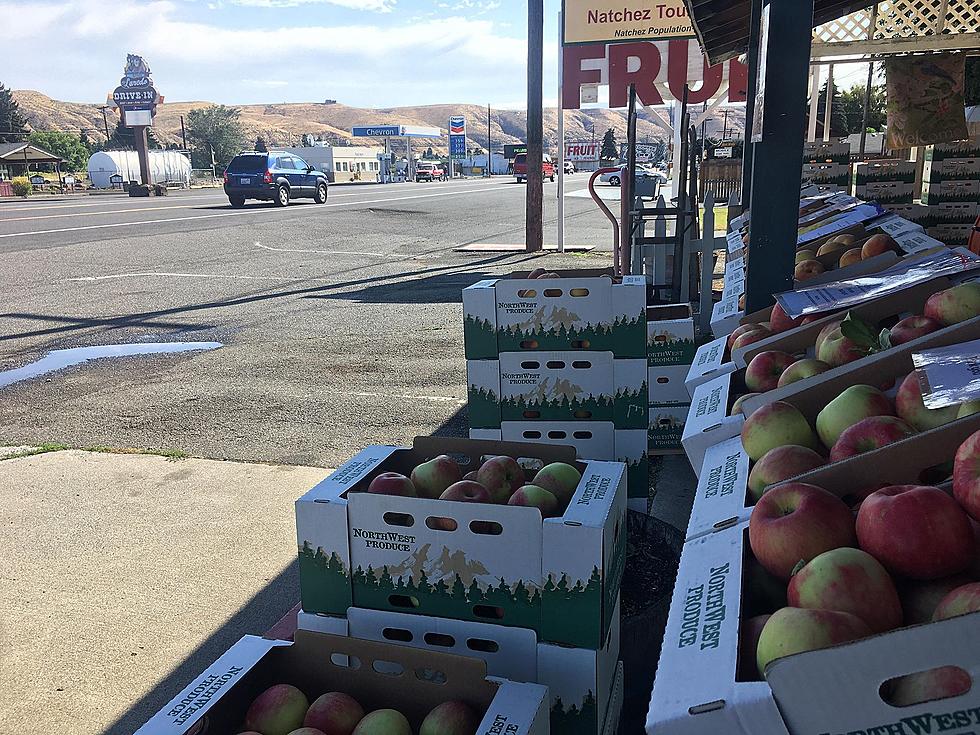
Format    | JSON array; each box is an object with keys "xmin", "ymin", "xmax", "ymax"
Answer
[
  {"xmin": 463, "ymin": 270, "xmax": 649, "ymax": 497},
  {"xmin": 853, "ymin": 159, "xmax": 917, "ymax": 207},
  {"xmin": 801, "ymin": 141, "xmax": 850, "ymax": 193},
  {"xmin": 646, "ymin": 304, "xmax": 696, "ymax": 455},
  {"xmin": 922, "ymin": 139, "xmax": 980, "ymax": 244}
]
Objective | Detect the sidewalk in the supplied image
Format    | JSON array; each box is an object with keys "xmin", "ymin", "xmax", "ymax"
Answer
[{"xmin": 0, "ymin": 448, "xmax": 329, "ymax": 735}]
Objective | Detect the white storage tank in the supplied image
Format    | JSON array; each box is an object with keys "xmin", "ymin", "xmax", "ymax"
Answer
[{"xmin": 87, "ymin": 150, "xmax": 191, "ymax": 188}]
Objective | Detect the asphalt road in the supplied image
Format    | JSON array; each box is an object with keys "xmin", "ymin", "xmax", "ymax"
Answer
[{"xmin": 0, "ymin": 175, "xmax": 620, "ymax": 467}]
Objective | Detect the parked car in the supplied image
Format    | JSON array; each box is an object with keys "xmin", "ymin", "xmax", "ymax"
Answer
[
  {"xmin": 223, "ymin": 151, "xmax": 329, "ymax": 207},
  {"xmin": 513, "ymin": 153, "xmax": 556, "ymax": 183},
  {"xmin": 599, "ymin": 165, "xmax": 667, "ymax": 187},
  {"xmin": 563, "ymin": 162, "xmax": 576, "ymax": 174},
  {"xmin": 415, "ymin": 161, "xmax": 444, "ymax": 182}
]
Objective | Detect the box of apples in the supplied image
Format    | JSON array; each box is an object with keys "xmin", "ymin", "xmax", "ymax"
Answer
[
  {"xmin": 296, "ymin": 600, "xmax": 622, "ymax": 735},
  {"xmin": 134, "ymin": 629, "xmax": 550, "ymax": 735},
  {"xmin": 647, "ymin": 422, "xmax": 980, "ymax": 735},
  {"xmin": 296, "ymin": 437, "xmax": 625, "ymax": 650}
]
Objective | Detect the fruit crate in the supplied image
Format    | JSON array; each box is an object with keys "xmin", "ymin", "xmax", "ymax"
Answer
[
  {"xmin": 296, "ymin": 603, "xmax": 621, "ymax": 735},
  {"xmin": 134, "ymin": 629, "xmax": 549, "ymax": 735},
  {"xmin": 463, "ymin": 269, "xmax": 648, "ymax": 361},
  {"xmin": 646, "ymin": 304, "xmax": 696, "ymax": 368},
  {"xmin": 295, "ymin": 436, "xmax": 626, "ymax": 650}
]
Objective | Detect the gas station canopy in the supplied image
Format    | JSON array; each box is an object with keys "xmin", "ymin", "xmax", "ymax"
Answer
[{"xmin": 352, "ymin": 125, "xmax": 442, "ymax": 138}]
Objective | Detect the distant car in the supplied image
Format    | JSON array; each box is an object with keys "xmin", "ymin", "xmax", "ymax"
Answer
[
  {"xmin": 514, "ymin": 153, "xmax": 556, "ymax": 183},
  {"xmin": 415, "ymin": 161, "xmax": 444, "ymax": 182},
  {"xmin": 599, "ymin": 165, "xmax": 667, "ymax": 187},
  {"xmin": 564, "ymin": 162, "xmax": 576, "ymax": 174},
  {"xmin": 223, "ymin": 151, "xmax": 329, "ymax": 207}
]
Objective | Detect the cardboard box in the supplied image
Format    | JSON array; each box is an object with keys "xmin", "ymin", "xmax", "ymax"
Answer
[
  {"xmin": 298, "ymin": 604, "xmax": 621, "ymax": 735},
  {"xmin": 685, "ymin": 336, "xmax": 737, "ymax": 398},
  {"xmin": 923, "ymin": 156, "xmax": 980, "ymax": 182},
  {"xmin": 926, "ymin": 139, "xmax": 980, "ymax": 161},
  {"xmin": 853, "ymin": 159, "xmax": 916, "ymax": 184},
  {"xmin": 647, "ymin": 519, "xmax": 980, "ymax": 735},
  {"xmin": 854, "ymin": 180, "xmax": 916, "ymax": 204},
  {"xmin": 681, "ymin": 373, "xmax": 744, "ymax": 476},
  {"xmin": 710, "ymin": 297, "xmax": 743, "ymax": 339},
  {"xmin": 883, "ymin": 202, "xmax": 931, "ymax": 223},
  {"xmin": 135, "ymin": 630, "xmax": 549, "ymax": 735},
  {"xmin": 649, "ymin": 402, "xmax": 689, "ymax": 455},
  {"xmin": 801, "ymin": 162, "xmax": 850, "ymax": 186},
  {"xmin": 647, "ymin": 304, "xmax": 696, "ymax": 367},
  {"xmin": 929, "ymin": 223, "xmax": 977, "ymax": 245},
  {"xmin": 296, "ymin": 436, "xmax": 626, "ymax": 649},
  {"xmin": 684, "ymin": 435, "xmax": 750, "ymax": 541},
  {"xmin": 466, "ymin": 353, "xmax": 647, "ymax": 430},
  {"xmin": 802, "ymin": 141, "xmax": 850, "ymax": 165},
  {"xmin": 721, "ymin": 278, "xmax": 744, "ymax": 302},
  {"xmin": 923, "ymin": 178, "xmax": 980, "ymax": 204},
  {"xmin": 648, "ymin": 364, "xmax": 691, "ymax": 405},
  {"xmin": 463, "ymin": 269, "xmax": 648, "ymax": 360}
]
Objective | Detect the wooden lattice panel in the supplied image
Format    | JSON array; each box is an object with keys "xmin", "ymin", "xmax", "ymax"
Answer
[
  {"xmin": 945, "ymin": 0, "xmax": 980, "ymax": 34},
  {"xmin": 814, "ymin": 0, "xmax": 979, "ymax": 43},
  {"xmin": 814, "ymin": 9, "xmax": 871, "ymax": 43}
]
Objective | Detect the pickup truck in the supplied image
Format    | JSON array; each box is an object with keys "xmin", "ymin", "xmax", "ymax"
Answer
[
  {"xmin": 513, "ymin": 153, "xmax": 556, "ymax": 183},
  {"xmin": 415, "ymin": 162, "xmax": 444, "ymax": 182}
]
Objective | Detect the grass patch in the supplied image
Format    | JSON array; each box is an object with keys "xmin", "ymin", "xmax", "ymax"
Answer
[
  {"xmin": 1, "ymin": 442, "xmax": 70, "ymax": 460},
  {"xmin": 1, "ymin": 443, "xmax": 189, "ymax": 461}
]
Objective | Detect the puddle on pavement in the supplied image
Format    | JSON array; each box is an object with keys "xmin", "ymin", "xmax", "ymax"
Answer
[{"xmin": 0, "ymin": 342, "xmax": 222, "ymax": 389}]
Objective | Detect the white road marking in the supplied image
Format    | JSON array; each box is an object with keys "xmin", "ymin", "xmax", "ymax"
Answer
[
  {"xmin": 65, "ymin": 272, "xmax": 311, "ymax": 283},
  {"xmin": 255, "ymin": 243, "xmax": 405, "ymax": 258},
  {"xmin": 0, "ymin": 184, "xmax": 516, "ymax": 239}
]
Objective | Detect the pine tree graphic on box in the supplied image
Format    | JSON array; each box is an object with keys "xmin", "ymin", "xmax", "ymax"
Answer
[
  {"xmin": 298, "ymin": 541, "xmax": 351, "ymax": 616},
  {"xmin": 467, "ymin": 384, "xmax": 499, "ymax": 427},
  {"xmin": 646, "ymin": 336, "xmax": 696, "ymax": 365},
  {"xmin": 496, "ymin": 307, "xmax": 646, "ymax": 358},
  {"xmin": 464, "ymin": 314, "xmax": 497, "ymax": 359},
  {"xmin": 550, "ymin": 690, "xmax": 599, "ymax": 735}
]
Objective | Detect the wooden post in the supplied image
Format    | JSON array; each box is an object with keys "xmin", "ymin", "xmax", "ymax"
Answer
[
  {"xmin": 699, "ymin": 192, "xmax": 717, "ymax": 336},
  {"xmin": 525, "ymin": 0, "xmax": 544, "ymax": 251},
  {"xmin": 135, "ymin": 126, "xmax": 151, "ymax": 186}
]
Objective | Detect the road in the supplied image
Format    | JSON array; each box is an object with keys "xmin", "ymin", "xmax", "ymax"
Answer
[{"xmin": 0, "ymin": 175, "xmax": 620, "ymax": 467}]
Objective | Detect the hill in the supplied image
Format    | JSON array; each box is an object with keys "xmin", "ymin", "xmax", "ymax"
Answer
[{"xmin": 13, "ymin": 90, "xmax": 744, "ymax": 154}]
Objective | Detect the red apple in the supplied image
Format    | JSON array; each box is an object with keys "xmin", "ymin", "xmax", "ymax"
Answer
[
  {"xmin": 895, "ymin": 372, "xmax": 960, "ymax": 432},
  {"xmin": 411, "ymin": 455, "xmax": 462, "ymax": 499},
  {"xmin": 788, "ymin": 547, "xmax": 902, "ymax": 633},
  {"xmin": 731, "ymin": 392, "xmax": 761, "ymax": 416},
  {"xmin": 756, "ymin": 607, "xmax": 870, "ymax": 676},
  {"xmin": 816, "ymin": 325, "xmax": 868, "ymax": 367},
  {"xmin": 815, "ymin": 384, "xmax": 895, "ymax": 449},
  {"xmin": 744, "ymin": 350, "xmax": 796, "ymax": 392},
  {"xmin": 794, "ymin": 259, "xmax": 826, "ymax": 282},
  {"xmin": 897, "ymin": 574, "xmax": 975, "ymax": 624},
  {"xmin": 463, "ymin": 470, "xmax": 479, "ymax": 481},
  {"xmin": 888, "ymin": 666, "xmax": 972, "ymax": 707},
  {"xmin": 747, "ymin": 445, "xmax": 825, "ymax": 502},
  {"xmin": 861, "ymin": 233, "xmax": 898, "ymax": 259},
  {"xmin": 532, "ymin": 461, "xmax": 581, "ymax": 506},
  {"xmin": 366, "ymin": 472, "xmax": 417, "ymax": 497},
  {"xmin": 769, "ymin": 303, "xmax": 804, "ymax": 333},
  {"xmin": 828, "ymin": 416, "xmax": 916, "ymax": 462},
  {"xmin": 953, "ymin": 429, "xmax": 980, "ymax": 522},
  {"xmin": 737, "ymin": 614, "xmax": 771, "ymax": 681},
  {"xmin": 838, "ymin": 248, "xmax": 863, "ymax": 268},
  {"xmin": 527, "ymin": 267, "xmax": 547, "ymax": 279},
  {"xmin": 245, "ymin": 685, "xmax": 309, "ymax": 735},
  {"xmin": 352, "ymin": 709, "xmax": 411, "ymax": 735},
  {"xmin": 508, "ymin": 484, "xmax": 560, "ymax": 517},
  {"xmin": 420, "ymin": 700, "xmax": 481, "ymax": 735},
  {"xmin": 289, "ymin": 729, "xmax": 329, "ymax": 735},
  {"xmin": 728, "ymin": 323, "xmax": 765, "ymax": 350},
  {"xmin": 440, "ymin": 480, "xmax": 492, "ymax": 503},
  {"xmin": 304, "ymin": 691, "xmax": 364, "ymax": 735},
  {"xmin": 857, "ymin": 485, "xmax": 975, "ymax": 579},
  {"xmin": 741, "ymin": 401, "xmax": 820, "ymax": 462},
  {"xmin": 889, "ymin": 315, "xmax": 943, "ymax": 346},
  {"xmin": 476, "ymin": 455, "xmax": 524, "ymax": 503},
  {"xmin": 731, "ymin": 326, "xmax": 772, "ymax": 351},
  {"xmin": 924, "ymin": 282, "xmax": 980, "ymax": 326},
  {"xmin": 932, "ymin": 582, "xmax": 980, "ymax": 621},
  {"xmin": 749, "ymin": 482, "xmax": 857, "ymax": 580},
  {"xmin": 776, "ymin": 358, "xmax": 831, "ymax": 388}
]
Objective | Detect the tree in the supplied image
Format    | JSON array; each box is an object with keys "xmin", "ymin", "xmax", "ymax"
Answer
[
  {"xmin": 186, "ymin": 105, "xmax": 245, "ymax": 168},
  {"xmin": 813, "ymin": 81, "xmax": 848, "ymax": 138},
  {"xmin": 106, "ymin": 118, "xmax": 160, "ymax": 150},
  {"xmin": 28, "ymin": 131, "xmax": 90, "ymax": 171},
  {"xmin": 254, "ymin": 136, "xmax": 268, "ymax": 153},
  {"xmin": 0, "ymin": 83, "xmax": 28, "ymax": 144},
  {"xmin": 838, "ymin": 84, "xmax": 887, "ymax": 134},
  {"xmin": 600, "ymin": 128, "xmax": 618, "ymax": 161}
]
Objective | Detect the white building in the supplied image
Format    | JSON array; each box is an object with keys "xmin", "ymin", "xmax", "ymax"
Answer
[
  {"xmin": 286, "ymin": 146, "xmax": 384, "ymax": 183},
  {"xmin": 87, "ymin": 150, "xmax": 191, "ymax": 188}
]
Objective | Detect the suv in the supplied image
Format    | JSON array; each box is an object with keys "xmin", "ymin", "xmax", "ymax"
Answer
[
  {"xmin": 415, "ymin": 161, "xmax": 444, "ymax": 182},
  {"xmin": 223, "ymin": 151, "xmax": 329, "ymax": 207},
  {"xmin": 513, "ymin": 153, "xmax": 556, "ymax": 183}
]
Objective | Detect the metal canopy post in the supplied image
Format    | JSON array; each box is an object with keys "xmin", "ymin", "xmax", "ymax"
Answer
[
  {"xmin": 525, "ymin": 0, "xmax": 544, "ymax": 251},
  {"xmin": 739, "ymin": 0, "xmax": 764, "ymax": 208},
  {"xmin": 744, "ymin": 0, "xmax": 815, "ymax": 314}
]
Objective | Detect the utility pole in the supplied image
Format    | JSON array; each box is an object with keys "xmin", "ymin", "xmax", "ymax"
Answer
[
  {"xmin": 100, "ymin": 106, "xmax": 111, "ymax": 141},
  {"xmin": 525, "ymin": 0, "xmax": 544, "ymax": 252},
  {"xmin": 487, "ymin": 104, "xmax": 492, "ymax": 177},
  {"xmin": 180, "ymin": 115, "xmax": 188, "ymax": 151}
]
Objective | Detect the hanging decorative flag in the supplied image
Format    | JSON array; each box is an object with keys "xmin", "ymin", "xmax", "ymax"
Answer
[{"xmin": 885, "ymin": 53, "xmax": 970, "ymax": 149}]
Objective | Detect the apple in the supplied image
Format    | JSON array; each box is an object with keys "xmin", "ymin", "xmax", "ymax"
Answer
[
  {"xmin": 816, "ymin": 325, "xmax": 868, "ymax": 367},
  {"xmin": 816, "ymin": 241, "xmax": 847, "ymax": 258},
  {"xmin": 856, "ymin": 485, "xmax": 975, "ymax": 579},
  {"xmin": 367, "ymin": 472, "xmax": 417, "ymax": 497},
  {"xmin": 476, "ymin": 455, "xmax": 524, "ymax": 503},
  {"xmin": 739, "ymin": 293, "xmax": 746, "ymax": 310},
  {"xmin": 814, "ymin": 320, "xmax": 843, "ymax": 355},
  {"xmin": 895, "ymin": 372, "xmax": 960, "ymax": 431},
  {"xmin": 352, "ymin": 710, "xmax": 412, "ymax": 735},
  {"xmin": 861, "ymin": 233, "xmax": 898, "ymax": 259},
  {"xmin": 888, "ymin": 666, "xmax": 972, "ymax": 707},
  {"xmin": 838, "ymin": 248, "xmax": 863, "ymax": 268},
  {"xmin": 924, "ymin": 282, "xmax": 980, "ymax": 326},
  {"xmin": 463, "ymin": 470, "xmax": 479, "ymax": 481},
  {"xmin": 440, "ymin": 480, "xmax": 492, "ymax": 504},
  {"xmin": 954, "ymin": 429, "xmax": 980, "ymax": 521},
  {"xmin": 897, "ymin": 574, "xmax": 975, "ymax": 624},
  {"xmin": 540, "ymin": 272, "xmax": 561, "ymax": 279},
  {"xmin": 815, "ymin": 384, "xmax": 894, "ymax": 449},
  {"xmin": 411, "ymin": 455, "xmax": 463, "ymax": 499},
  {"xmin": 777, "ymin": 358, "xmax": 830, "ymax": 388},
  {"xmin": 795, "ymin": 249, "xmax": 817, "ymax": 264},
  {"xmin": 749, "ymin": 482, "xmax": 857, "ymax": 580},
  {"xmin": 958, "ymin": 401, "xmax": 980, "ymax": 419},
  {"xmin": 794, "ymin": 259, "xmax": 825, "ymax": 282},
  {"xmin": 744, "ymin": 350, "xmax": 796, "ymax": 392},
  {"xmin": 756, "ymin": 607, "xmax": 871, "ymax": 676},
  {"xmin": 532, "ymin": 461, "xmax": 582, "ymax": 506},
  {"xmin": 788, "ymin": 547, "xmax": 902, "ymax": 633},
  {"xmin": 244, "ymin": 685, "xmax": 309, "ymax": 735},
  {"xmin": 731, "ymin": 392, "xmax": 761, "ymax": 416},
  {"xmin": 769, "ymin": 303, "xmax": 804, "ymax": 333},
  {"xmin": 303, "ymin": 692, "xmax": 364, "ymax": 735},
  {"xmin": 728, "ymin": 323, "xmax": 765, "ymax": 350},
  {"xmin": 420, "ymin": 701, "xmax": 481, "ymax": 735},
  {"xmin": 527, "ymin": 267, "xmax": 547, "ymax": 279},
  {"xmin": 932, "ymin": 582, "xmax": 980, "ymax": 621},
  {"xmin": 834, "ymin": 233, "xmax": 858, "ymax": 246},
  {"xmin": 731, "ymin": 327, "xmax": 772, "ymax": 351},
  {"xmin": 508, "ymin": 484, "xmax": 560, "ymax": 517},
  {"xmin": 801, "ymin": 315, "xmax": 822, "ymax": 325},
  {"xmin": 741, "ymin": 401, "xmax": 820, "ymax": 462},
  {"xmin": 747, "ymin": 445, "xmax": 825, "ymax": 502},
  {"xmin": 829, "ymin": 416, "xmax": 916, "ymax": 462},
  {"xmin": 289, "ymin": 729, "xmax": 329, "ymax": 735},
  {"xmin": 888, "ymin": 315, "xmax": 943, "ymax": 346},
  {"xmin": 737, "ymin": 614, "xmax": 771, "ymax": 680}
]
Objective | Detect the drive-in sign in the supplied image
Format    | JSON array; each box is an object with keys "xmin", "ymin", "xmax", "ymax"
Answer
[{"xmin": 111, "ymin": 54, "xmax": 160, "ymax": 115}]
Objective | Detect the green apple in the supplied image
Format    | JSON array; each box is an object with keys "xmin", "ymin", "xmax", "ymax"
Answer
[
  {"xmin": 531, "ymin": 462, "xmax": 581, "ymax": 506},
  {"xmin": 741, "ymin": 401, "xmax": 820, "ymax": 462},
  {"xmin": 815, "ymin": 384, "xmax": 893, "ymax": 449},
  {"xmin": 756, "ymin": 607, "xmax": 870, "ymax": 676},
  {"xmin": 244, "ymin": 685, "xmax": 309, "ymax": 735},
  {"xmin": 352, "ymin": 709, "xmax": 412, "ymax": 735}
]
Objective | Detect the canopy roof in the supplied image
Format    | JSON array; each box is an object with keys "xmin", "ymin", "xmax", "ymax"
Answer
[{"xmin": 0, "ymin": 142, "xmax": 64, "ymax": 164}]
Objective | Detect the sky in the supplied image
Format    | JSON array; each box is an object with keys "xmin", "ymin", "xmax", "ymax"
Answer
[{"xmin": 4, "ymin": 0, "xmax": 563, "ymax": 108}]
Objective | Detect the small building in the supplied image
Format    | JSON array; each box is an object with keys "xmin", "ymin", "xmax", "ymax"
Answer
[
  {"xmin": 0, "ymin": 142, "xmax": 64, "ymax": 181},
  {"xmin": 285, "ymin": 146, "xmax": 383, "ymax": 183}
]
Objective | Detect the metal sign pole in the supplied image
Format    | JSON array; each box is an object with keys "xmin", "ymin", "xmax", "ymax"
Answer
[{"xmin": 557, "ymin": 10, "xmax": 565, "ymax": 253}]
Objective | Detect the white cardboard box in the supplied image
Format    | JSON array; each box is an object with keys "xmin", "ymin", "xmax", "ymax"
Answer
[
  {"xmin": 710, "ymin": 298, "xmax": 744, "ymax": 339},
  {"xmin": 648, "ymin": 364, "xmax": 691, "ymax": 405},
  {"xmin": 648, "ymin": 402, "xmax": 689, "ymax": 455},
  {"xmin": 647, "ymin": 304, "xmax": 696, "ymax": 367},
  {"xmin": 680, "ymin": 373, "xmax": 744, "ymax": 476},
  {"xmin": 684, "ymin": 436, "xmax": 750, "ymax": 541},
  {"xmin": 685, "ymin": 336, "xmax": 737, "ymax": 398}
]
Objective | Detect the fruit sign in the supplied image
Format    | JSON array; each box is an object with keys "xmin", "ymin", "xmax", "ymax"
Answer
[
  {"xmin": 562, "ymin": 39, "xmax": 748, "ymax": 110},
  {"xmin": 565, "ymin": 141, "xmax": 599, "ymax": 162}
]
